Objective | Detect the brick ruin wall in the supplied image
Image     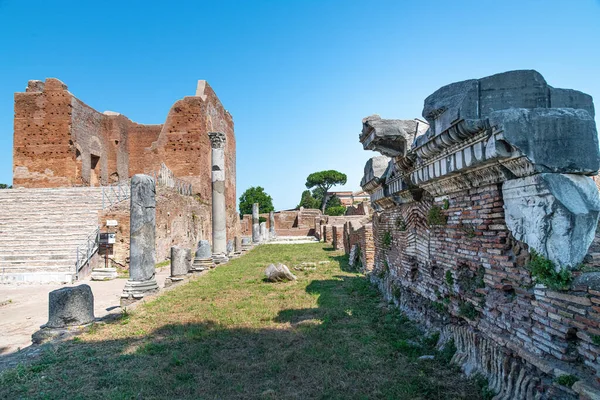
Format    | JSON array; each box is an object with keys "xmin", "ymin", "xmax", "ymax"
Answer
[
  {"xmin": 240, "ymin": 209, "xmax": 322, "ymax": 237},
  {"xmin": 13, "ymin": 78, "xmax": 239, "ymax": 247},
  {"xmin": 98, "ymin": 187, "xmax": 211, "ymax": 269},
  {"xmin": 348, "ymin": 70, "xmax": 600, "ymax": 398}
]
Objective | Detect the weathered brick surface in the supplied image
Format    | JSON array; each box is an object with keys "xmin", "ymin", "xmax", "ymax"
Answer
[
  {"xmin": 366, "ymin": 183, "xmax": 600, "ymax": 390},
  {"xmin": 14, "ymin": 78, "xmax": 239, "ymax": 244},
  {"xmin": 240, "ymin": 209, "xmax": 322, "ymax": 237},
  {"xmin": 98, "ymin": 187, "xmax": 210, "ymax": 269}
]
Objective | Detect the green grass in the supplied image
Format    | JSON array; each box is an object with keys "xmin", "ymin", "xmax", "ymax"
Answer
[{"xmin": 0, "ymin": 243, "xmax": 481, "ymax": 399}]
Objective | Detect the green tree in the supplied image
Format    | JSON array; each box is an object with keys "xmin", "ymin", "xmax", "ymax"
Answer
[
  {"xmin": 239, "ymin": 186, "xmax": 274, "ymax": 216},
  {"xmin": 297, "ymin": 190, "xmax": 319, "ymax": 209},
  {"xmin": 305, "ymin": 170, "xmax": 347, "ymax": 212},
  {"xmin": 324, "ymin": 196, "xmax": 346, "ymax": 216},
  {"xmin": 0, "ymin": 184, "xmax": 11, "ymax": 189}
]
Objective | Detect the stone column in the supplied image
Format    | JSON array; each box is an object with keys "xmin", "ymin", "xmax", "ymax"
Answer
[
  {"xmin": 122, "ymin": 174, "xmax": 159, "ymax": 301},
  {"xmin": 269, "ymin": 211, "xmax": 276, "ymax": 239},
  {"xmin": 252, "ymin": 203, "xmax": 260, "ymax": 243},
  {"xmin": 32, "ymin": 285, "xmax": 96, "ymax": 344},
  {"xmin": 165, "ymin": 246, "xmax": 192, "ymax": 287},
  {"xmin": 170, "ymin": 246, "xmax": 191, "ymax": 277},
  {"xmin": 260, "ymin": 222, "xmax": 268, "ymax": 242},
  {"xmin": 208, "ymin": 132, "xmax": 228, "ymax": 263}
]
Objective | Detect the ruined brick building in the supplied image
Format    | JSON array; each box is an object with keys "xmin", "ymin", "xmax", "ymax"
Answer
[
  {"xmin": 1, "ymin": 78, "xmax": 239, "ymax": 283},
  {"xmin": 346, "ymin": 70, "xmax": 600, "ymax": 398}
]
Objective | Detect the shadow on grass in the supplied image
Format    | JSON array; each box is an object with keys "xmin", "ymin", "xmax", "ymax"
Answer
[{"xmin": 0, "ymin": 256, "xmax": 482, "ymax": 400}]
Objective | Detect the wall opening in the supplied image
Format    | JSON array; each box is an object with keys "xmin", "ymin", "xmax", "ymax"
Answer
[{"xmin": 90, "ymin": 154, "xmax": 100, "ymax": 187}]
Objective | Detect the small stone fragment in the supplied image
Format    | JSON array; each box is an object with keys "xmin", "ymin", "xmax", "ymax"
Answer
[{"xmin": 265, "ymin": 263, "xmax": 297, "ymax": 282}]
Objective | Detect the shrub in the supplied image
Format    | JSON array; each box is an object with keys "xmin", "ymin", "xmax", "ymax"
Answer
[
  {"xmin": 459, "ymin": 301, "xmax": 478, "ymax": 320},
  {"xmin": 442, "ymin": 199, "xmax": 450, "ymax": 210},
  {"xmin": 431, "ymin": 301, "xmax": 447, "ymax": 315},
  {"xmin": 427, "ymin": 206, "xmax": 447, "ymax": 226},
  {"xmin": 527, "ymin": 250, "xmax": 572, "ymax": 290},
  {"xmin": 439, "ymin": 339, "xmax": 456, "ymax": 363},
  {"xmin": 382, "ymin": 231, "xmax": 392, "ymax": 249},
  {"xmin": 325, "ymin": 206, "xmax": 346, "ymax": 216},
  {"xmin": 445, "ymin": 270, "xmax": 454, "ymax": 287},
  {"xmin": 396, "ymin": 216, "xmax": 407, "ymax": 231},
  {"xmin": 461, "ymin": 224, "xmax": 476, "ymax": 238},
  {"xmin": 258, "ymin": 216, "xmax": 267, "ymax": 224},
  {"xmin": 555, "ymin": 374, "xmax": 578, "ymax": 387}
]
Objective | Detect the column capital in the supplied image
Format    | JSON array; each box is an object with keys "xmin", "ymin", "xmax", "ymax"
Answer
[{"xmin": 208, "ymin": 132, "xmax": 226, "ymax": 149}]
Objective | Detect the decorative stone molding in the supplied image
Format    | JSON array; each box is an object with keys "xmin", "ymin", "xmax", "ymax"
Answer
[{"xmin": 208, "ymin": 131, "xmax": 226, "ymax": 149}]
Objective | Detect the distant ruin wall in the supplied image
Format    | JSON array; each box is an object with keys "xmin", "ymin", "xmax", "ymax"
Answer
[
  {"xmin": 240, "ymin": 209, "xmax": 322, "ymax": 237},
  {"xmin": 355, "ymin": 70, "xmax": 600, "ymax": 399}
]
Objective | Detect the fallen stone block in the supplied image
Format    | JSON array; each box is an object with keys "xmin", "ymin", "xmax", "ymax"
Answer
[{"xmin": 265, "ymin": 263, "xmax": 297, "ymax": 282}]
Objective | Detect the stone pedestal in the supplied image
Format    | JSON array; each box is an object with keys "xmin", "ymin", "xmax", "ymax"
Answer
[
  {"xmin": 234, "ymin": 236, "xmax": 242, "ymax": 256},
  {"xmin": 165, "ymin": 246, "xmax": 191, "ymax": 287},
  {"xmin": 209, "ymin": 132, "xmax": 228, "ymax": 261},
  {"xmin": 192, "ymin": 240, "xmax": 213, "ymax": 271},
  {"xmin": 241, "ymin": 237, "xmax": 252, "ymax": 251},
  {"xmin": 91, "ymin": 268, "xmax": 118, "ymax": 281},
  {"xmin": 122, "ymin": 175, "xmax": 159, "ymax": 303},
  {"xmin": 33, "ymin": 285, "xmax": 96, "ymax": 344},
  {"xmin": 252, "ymin": 203, "xmax": 260, "ymax": 243},
  {"xmin": 47, "ymin": 285, "xmax": 95, "ymax": 328},
  {"xmin": 171, "ymin": 246, "xmax": 191, "ymax": 276},
  {"xmin": 260, "ymin": 222, "xmax": 268, "ymax": 242}
]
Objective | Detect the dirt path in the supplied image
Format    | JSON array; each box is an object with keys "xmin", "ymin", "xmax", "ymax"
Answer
[{"xmin": 0, "ymin": 267, "xmax": 171, "ymax": 355}]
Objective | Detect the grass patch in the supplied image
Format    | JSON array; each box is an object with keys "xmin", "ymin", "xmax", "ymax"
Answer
[
  {"xmin": 0, "ymin": 243, "xmax": 480, "ymax": 399},
  {"xmin": 155, "ymin": 259, "xmax": 171, "ymax": 269}
]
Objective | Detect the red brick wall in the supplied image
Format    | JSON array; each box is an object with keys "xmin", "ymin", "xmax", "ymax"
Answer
[
  {"xmin": 14, "ymin": 78, "xmax": 240, "ymax": 243},
  {"xmin": 13, "ymin": 79, "xmax": 77, "ymax": 187},
  {"xmin": 370, "ymin": 183, "xmax": 600, "ymax": 386},
  {"xmin": 98, "ymin": 187, "xmax": 211, "ymax": 268}
]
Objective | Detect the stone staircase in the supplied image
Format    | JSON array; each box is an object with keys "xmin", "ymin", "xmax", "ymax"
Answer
[{"xmin": 0, "ymin": 187, "xmax": 104, "ymax": 284}]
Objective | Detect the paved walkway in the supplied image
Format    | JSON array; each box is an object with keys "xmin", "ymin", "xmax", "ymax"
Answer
[{"xmin": 0, "ymin": 267, "xmax": 170, "ymax": 355}]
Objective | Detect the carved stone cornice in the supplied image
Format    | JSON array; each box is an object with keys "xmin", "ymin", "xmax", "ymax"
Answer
[{"xmin": 413, "ymin": 119, "xmax": 489, "ymax": 161}]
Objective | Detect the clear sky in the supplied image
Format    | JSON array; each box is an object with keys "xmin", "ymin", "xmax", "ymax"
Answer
[{"xmin": 1, "ymin": 0, "xmax": 599, "ymax": 210}]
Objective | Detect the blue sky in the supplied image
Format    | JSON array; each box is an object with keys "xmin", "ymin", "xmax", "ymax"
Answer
[{"xmin": 1, "ymin": 0, "xmax": 599, "ymax": 210}]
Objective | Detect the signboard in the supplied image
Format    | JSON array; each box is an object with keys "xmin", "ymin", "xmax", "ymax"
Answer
[
  {"xmin": 106, "ymin": 220, "xmax": 118, "ymax": 227},
  {"xmin": 99, "ymin": 233, "xmax": 116, "ymax": 245}
]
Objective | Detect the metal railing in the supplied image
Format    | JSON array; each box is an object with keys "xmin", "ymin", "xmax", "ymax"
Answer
[
  {"xmin": 151, "ymin": 163, "xmax": 193, "ymax": 196},
  {"xmin": 101, "ymin": 179, "xmax": 131, "ymax": 209},
  {"xmin": 74, "ymin": 226, "xmax": 100, "ymax": 280},
  {"xmin": 77, "ymin": 164, "xmax": 191, "ymax": 279}
]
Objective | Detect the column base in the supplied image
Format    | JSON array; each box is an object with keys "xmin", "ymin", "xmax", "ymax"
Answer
[
  {"xmin": 164, "ymin": 276, "xmax": 186, "ymax": 288},
  {"xmin": 191, "ymin": 257, "xmax": 214, "ymax": 271},
  {"xmin": 121, "ymin": 279, "xmax": 159, "ymax": 306},
  {"xmin": 212, "ymin": 253, "xmax": 229, "ymax": 265}
]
